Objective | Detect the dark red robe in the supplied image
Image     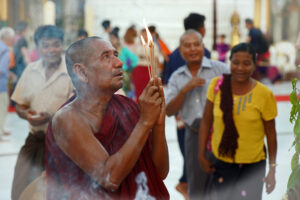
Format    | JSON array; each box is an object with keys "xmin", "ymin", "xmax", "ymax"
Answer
[{"xmin": 46, "ymin": 94, "xmax": 169, "ymax": 200}]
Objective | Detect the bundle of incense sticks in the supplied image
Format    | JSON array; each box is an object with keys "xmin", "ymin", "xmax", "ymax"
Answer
[
  {"xmin": 140, "ymin": 19, "xmax": 156, "ymax": 79},
  {"xmin": 140, "ymin": 35, "xmax": 151, "ymax": 79},
  {"xmin": 141, "ymin": 19, "xmax": 163, "ymax": 125}
]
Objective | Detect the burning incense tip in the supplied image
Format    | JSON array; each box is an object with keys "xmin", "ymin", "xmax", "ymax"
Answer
[{"xmin": 143, "ymin": 18, "xmax": 155, "ymax": 78}]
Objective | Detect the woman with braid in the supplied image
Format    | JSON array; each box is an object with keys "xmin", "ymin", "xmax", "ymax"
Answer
[{"xmin": 198, "ymin": 43, "xmax": 277, "ymax": 200}]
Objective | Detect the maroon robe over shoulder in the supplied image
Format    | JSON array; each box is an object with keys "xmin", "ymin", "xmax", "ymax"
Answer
[{"xmin": 46, "ymin": 95, "xmax": 169, "ymax": 200}]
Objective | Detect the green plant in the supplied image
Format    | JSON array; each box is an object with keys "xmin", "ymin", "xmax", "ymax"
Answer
[{"xmin": 288, "ymin": 78, "xmax": 300, "ymax": 198}]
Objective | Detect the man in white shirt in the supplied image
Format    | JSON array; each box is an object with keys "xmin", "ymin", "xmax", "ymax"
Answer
[
  {"xmin": 11, "ymin": 25, "xmax": 73, "ymax": 200},
  {"xmin": 166, "ymin": 30, "xmax": 229, "ymax": 199}
]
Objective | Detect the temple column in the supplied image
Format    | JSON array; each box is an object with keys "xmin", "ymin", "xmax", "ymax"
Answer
[
  {"xmin": 254, "ymin": 0, "xmax": 261, "ymax": 28},
  {"xmin": 43, "ymin": 0, "xmax": 55, "ymax": 25},
  {"xmin": 0, "ymin": 0, "xmax": 7, "ymax": 22},
  {"xmin": 19, "ymin": 0, "xmax": 24, "ymax": 21},
  {"xmin": 265, "ymin": 0, "xmax": 271, "ymax": 34},
  {"xmin": 212, "ymin": 0, "xmax": 217, "ymax": 50}
]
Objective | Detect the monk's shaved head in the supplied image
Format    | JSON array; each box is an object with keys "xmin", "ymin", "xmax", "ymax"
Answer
[{"xmin": 65, "ymin": 36, "xmax": 104, "ymax": 86}]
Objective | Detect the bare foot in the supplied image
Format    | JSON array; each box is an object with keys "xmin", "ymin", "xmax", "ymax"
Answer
[{"xmin": 175, "ymin": 182, "xmax": 189, "ymax": 200}]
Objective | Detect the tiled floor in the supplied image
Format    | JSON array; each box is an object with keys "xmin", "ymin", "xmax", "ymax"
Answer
[{"xmin": 0, "ymin": 81, "xmax": 296, "ymax": 200}]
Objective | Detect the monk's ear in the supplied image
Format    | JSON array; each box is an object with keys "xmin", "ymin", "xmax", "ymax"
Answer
[{"xmin": 73, "ymin": 63, "xmax": 88, "ymax": 83}]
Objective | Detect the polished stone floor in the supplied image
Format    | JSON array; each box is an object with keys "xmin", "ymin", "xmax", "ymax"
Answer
[{"xmin": 0, "ymin": 81, "xmax": 296, "ymax": 200}]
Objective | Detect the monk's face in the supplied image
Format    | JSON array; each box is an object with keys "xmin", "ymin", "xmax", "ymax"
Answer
[{"xmin": 85, "ymin": 39, "xmax": 123, "ymax": 92}]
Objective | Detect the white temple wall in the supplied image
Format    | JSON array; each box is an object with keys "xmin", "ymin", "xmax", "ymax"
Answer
[{"xmin": 86, "ymin": 0, "xmax": 263, "ymax": 52}]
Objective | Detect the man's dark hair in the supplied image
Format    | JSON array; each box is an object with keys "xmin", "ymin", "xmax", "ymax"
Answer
[
  {"xmin": 110, "ymin": 27, "xmax": 120, "ymax": 39},
  {"xmin": 15, "ymin": 21, "xmax": 27, "ymax": 34},
  {"xmin": 149, "ymin": 25, "xmax": 156, "ymax": 34},
  {"xmin": 77, "ymin": 29, "xmax": 88, "ymax": 38},
  {"xmin": 102, "ymin": 20, "xmax": 110, "ymax": 30},
  {"xmin": 184, "ymin": 13, "xmax": 206, "ymax": 31},
  {"xmin": 34, "ymin": 25, "xmax": 64, "ymax": 45},
  {"xmin": 65, "ymin": 36, "xmax": 102, "ymax": 87},
  {"xmin": 245, "ymin": 18, "xmax": 253, "ymax": 25}
]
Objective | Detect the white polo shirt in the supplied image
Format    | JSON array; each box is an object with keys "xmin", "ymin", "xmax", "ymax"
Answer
[{"xmin": 11, "ymin": 57, "xmax": 74, "ymax": 133}]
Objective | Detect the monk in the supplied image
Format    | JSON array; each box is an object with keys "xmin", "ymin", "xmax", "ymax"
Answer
[{"xmin": 45, "ymin": 36, "xmax": 169, "ymax": 199}]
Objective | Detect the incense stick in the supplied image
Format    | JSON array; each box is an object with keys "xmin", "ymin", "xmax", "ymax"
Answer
[{"xmin": 140, "ymin": 35, "xmax": 152, "ymax": 79}]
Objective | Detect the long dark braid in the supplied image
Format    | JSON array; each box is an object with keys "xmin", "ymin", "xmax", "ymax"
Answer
[
  {"xmin": 218, "ymin": 43, "xmax": 256, "ymax": 160},
  {"xmin": 218, "ymin": 74, "xmax": 239, "ymax": 160}
]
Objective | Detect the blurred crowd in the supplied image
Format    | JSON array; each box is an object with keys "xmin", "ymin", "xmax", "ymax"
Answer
[
  {"xmin": 0, "ymin": 18, "xmax": 294, "ymax": 112},
  {"xmin": 0, "ymin": 11, "xmax": 299, "ymax": 200},
  {"xmin": 1, "ymin": 18, "xmax": 293, "ymax": 111}
]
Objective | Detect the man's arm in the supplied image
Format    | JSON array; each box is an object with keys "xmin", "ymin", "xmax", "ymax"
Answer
[
  {"xmin": 15, "ymin": 104, "xmax": 30, "ymax": 120},
  {"xmin": 21, "ymin": 46, "xmax": 30, "ymax": 65},
  {"xmin": 53, "ymin": 78, "xmax": 163, "ymax": 191},
  {"xmin": 151, "ymin": 78, "xmax": 169, "ymax": 179},
  {"xmin": 0, "ymin": 49, "xmax": 9, "ymax": 76},
  {"xmin": 166, "ymin": 76, "xmax": 206, "ymax": 116},
  {"xmin": 246, "ymin": 29, "xmax": 252, "ymax": 43},
  {"xmin": 198, "ymin": 99, "xmax": 215, "ymax": 173},
  {"xmin": 15, "ymin": 103, "xmax": 51, "ymax": 126},
  {"xmin": 246, "ymin": 36, "xmax": 251, "ymax": 43}
]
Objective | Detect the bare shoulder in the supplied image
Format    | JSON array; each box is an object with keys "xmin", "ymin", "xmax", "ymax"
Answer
[{"xmin": 52, "ymin": 103, "xmax": 89, "ymax": 140}]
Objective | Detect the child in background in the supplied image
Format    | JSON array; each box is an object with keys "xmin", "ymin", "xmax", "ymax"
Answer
[{"xmin": 216, "ymin": 34, "xmax": 230, "ymax": 63}]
